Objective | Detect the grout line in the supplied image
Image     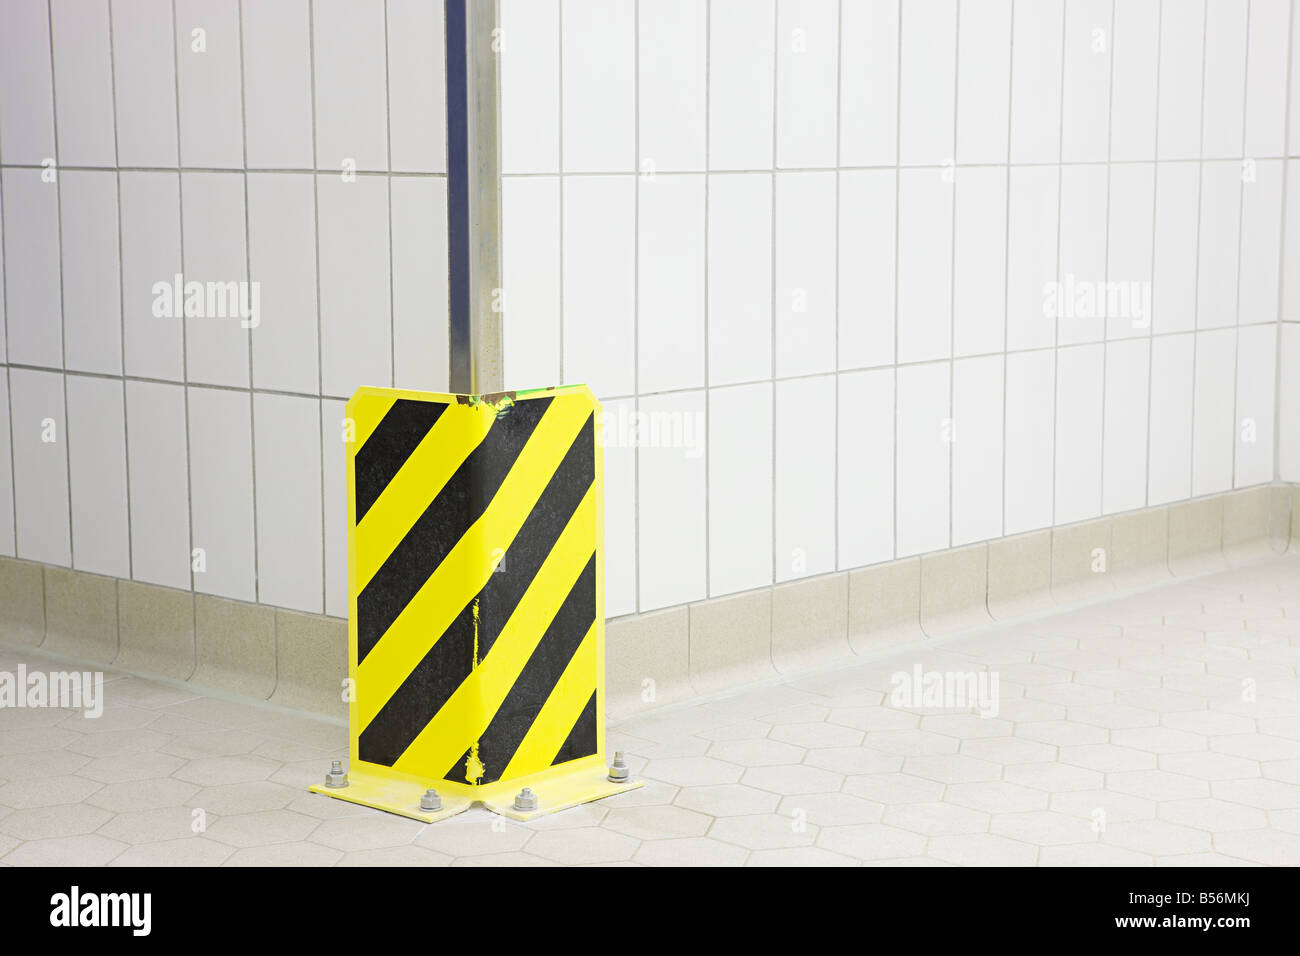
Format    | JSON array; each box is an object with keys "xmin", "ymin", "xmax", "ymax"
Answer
[
  {"xmin": 1098, "ymin": 0, "xmax": 1117, "ymax": 517},
  {"xmin": 891, "ymin": 0, "xmax": 901, "ymax": 564},
  {"xmin": 1274, "ymin": 0, "xmax": 1296, "ymax": 485},
  {"xmin": 703, "ymin": 0, "xmax": 712, "ymax": 597},
  {"xmin": 308, "ymin": 0, "xmax": 328, "ymax": 617},
  {"xmin": 947, "ymin": 0, "xmax": 960, "ymax": 553},
  {"xmin": 1231, "ymin": 0, "xmax": 1253, "ymax": 493},
  {"xmin": 107, "ymin": 0, "xmax": 133, "ymax": 584},
  {"xmin": 1188, "ymin": 0, "xmax": 1210, "ymax": 499},
  {"xmin": 1144, "ymin": 0, "xmax": 1165, "ymax": 510},
  {"xmin": 833, "ymin": 0, "xmax": 842, "ymax": 574},
  {"xmin": 1049, "ymin": 1, "xmax": 1066, "ymax": 533},
  {"xmin": 1001, "ymin": 0, "xmax": 1015, "ymax": 540},
  {"xmin": 236, "ymin": 0, "xmax": 261, "ymax": 607},
  {"xmin": 633, "ymin": 0, "xmax": 643, "ymax": 614},
  {"xmin": 769, "ymin": 0, "xmax": 778, "ymax": 594}
]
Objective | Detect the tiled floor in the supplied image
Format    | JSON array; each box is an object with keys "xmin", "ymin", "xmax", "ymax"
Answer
[{"xmin": 3, "ymin": 555, "xmax": 1300, "ymax": 866}]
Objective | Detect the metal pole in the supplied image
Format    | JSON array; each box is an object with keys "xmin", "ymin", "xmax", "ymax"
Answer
[{"xmin": 445, "ymin": 0, "xmax": 504, "ymax": 395}]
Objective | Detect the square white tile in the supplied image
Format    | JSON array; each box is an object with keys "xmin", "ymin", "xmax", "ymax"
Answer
[
  {"xmin": 125, "ymin": 379, "xmax": 190, "ymax": 590},
  {"xmin": 1005, "ymin": 165, "xmax": 1059, "ymax": 352},
  {"xmin": 1009, "ymin": 0, "xmax": 1063, "ymax": 164},
  {"xmin": 839, "ymin": 0, "xmax": 897, "ymax": 167},
  {"xmin": 502, "ymin": 175, "xmax": 562, "ymax": 388},
  {"xmin": 639, "ymin": 174, "xmax": 706, "ymax": 392},
  {"xmin": 241, "ymin": 0, "xmax": 314, "ymax": 169},
  {"xmin": 120, "ymin": 171, "xmax": 184, "ymax": 381},
  {"xmin": 1054, "ymin": 343, "xmax": 1105, "ymax": 525},
  {"xmin": 1109, "ymin": 0, "xmax": 1159, "ymax": 162},
  {"xmin": 1243, "ymin": 0, "xmax": 1289, "ymax": 159},
  {"xmin": 66, "ymin": 375, "xmax": 129, "ymax": 578},
  {"xmin": 895, "ymin": 361, "xmax": 949, "ymax": 557},
  {"xmin": 1147, "ymin": 332, "xmax": 1194, "ymax": 505},
  {"xmin": 1195, "ymin": 160, "xmax": 1242, "ymax": 329},
  {"xmin": 181, "ymin": 171, "xmax": 250, "ymax": 388},
  {"xmin": 562, "ymin": 175, "xmax": 635, "ymax": 398},
  {"xmin": 8, "ymin": 368, "xmax": 70, "ymax": 567},
  {"xmin": 0, "ymin": 0, "xmax": 55, "ymax": 165},
  {"xmin": 387, "ymin": 0, "xmax": 447, "ymax": 174},
  {"xmin": 951, "ymin": 355, "xmax": 1003, "ymax": 547},
  {"xmin": 953, "ymin": 166, "xmax": 1007, "ymax": 358},
  {"xmin": 562, "ymin": 0, "xmax": 635, "ymax": 173},
  {"xmin": 173, "ymin": 0, "xmax": 243, "ymax": 168},
  {"xmin": 1004, "ymin": 349, "xmax": 1055, "ymax": 534},
  {"xmin": 709, "ymin": 382, "xmax": 773, "ymax": 594},
  {"xmin": 391, "ymin": 177, "xmax": 450, "ymax": 393},
  {"xmin": 775, "ymin": 171, "xmax": 836, "ymax": 376},
  {"xmin": 1191, "ymin": 328, "xmax": 1237, "ymax": 497},
  {"xmin": 1151, "ymin": 161, "xmax": 1200, "ymax": 335},
  {"xmin": 637, "ymin": 390, "xmax": 707, "ymax": 610},
  {"xmin": 1, "ymin": 169, "xmax": 63, "ymax": 368},
  {"xmin": 50, "ymin": 0, "xmax": 116, "ymax": 167},
  {"xmin": 1233, "ymin": 323, "xmax": 1276, "ymax": 489},
  {"xmin": 709, "ymin": 0, "xmax": 776, "ymax": 171},
  {"xmin": 59, "ymin": 170, "xmax": 122, "ymax": 375},
  {"xmin": 638, "ymin": 0, "xmax": 707, "ymax": 173},
  {"xmin": 254, "ymin": 393, "xmax": 323, "ymax": 614},
  {"xmin": 500, "ymin": 0, "xmax": 560, "ymax": 174},
  {"xmin": 1156, "ymin": 0, "xmax": 1205, "ymax": 161},
  {"xmin": 838, "ymin": 168, "xmax": 896, "ymax": 370},
  {"xmin": 1056, "ymin": 163, "xmax": 1108, "ymax": 346},
  {"xmin": 1237, "ymin": 160, "xmax": 1283, "ymax": 326},
  {"xmin": 896, "ymin": 168, "xmax": 953, "ymax": 364},
  {"xmin": 898, "ymin": 0, "xmax": 956, "ymax": 166},
  {"xmin": 110, "ymin": 0, "xmax": 179, "ymax": 167},
  {"xmin": 955, "ymin": 0, "xmax": 1011, "ymax": 165},
  {"xmin": 187, "ymin": 385, "xmax": 255, "ymax": 602},
  {"xmin": 837, "ymin": 367, "xmax": 893, "ymax": 568},
  {"xmin": 1102, "ymin": 338, "xmax": 1151, "ymax": 515},
  {"xmin": 1105, "ymin": 163, "xmax": 1155, "ymax": 340},
  {"xmin": 1199, "ymin": 0, "xmax": 1248, "ymax": 160},
  {"xmin": 776, "ymin": 0, "xmax": 839, "ymax": 169},
  {"xmin": 775, "ymin": 375, "xmax": 836, "ymax": 578},
  {"xmin": 313, "ymin": 0, "xmax": 388, "ymax": 171},
  {"xmin": 708, "ymin": 173, "xmax": 772, "ymax": 386},
  {"xmin": 1059, "ymin": 0, "xmax": 1112, "ymax": 164}
]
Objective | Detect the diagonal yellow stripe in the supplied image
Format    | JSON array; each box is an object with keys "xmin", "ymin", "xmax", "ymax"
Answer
[
  {"xmin": 346, "ymin": 393, "xmax": 395, "ymax": 452},
  {"xmin": 390, "ymin": 488, "xmax": 596, "ymax": 777},
  {"xmin": 499, "ymin": 624, "xmax": 596, "ymax": 782},
  {"xmin": 357, "ymin": 402, "xmax": 593, "ymax": 732},
  {"xmin": 354, "ymin": 404, "xmax": 494, "ymax": 591}
]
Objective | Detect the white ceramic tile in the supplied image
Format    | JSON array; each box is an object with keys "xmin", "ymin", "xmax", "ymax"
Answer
[
  {"xmin": 187, "ymin": 386, "xmax": 255, "ymax": 602},
  {"xmin": 837, "ymin": 368, "xmax": 893, "ymax": 568},
  {"xmin": 502, "ymin": 176, "xmax": 562, "ymax": 388},
  {"xmin": 387, "ymin": 0, "xmax": 446, "ymax": 173},
  {"xmin": 8, "ymin": 368, "xmax": 70, "ymax": 567},
  {"xmin": 1244, "ymin": 0, "xmax": 1289, "ymax": 159},
  {"xmin": 838, "ymin": 168, "xmax": 895, "ymax": 370},
  {"xmin": 1056, "ymin": 163, "xmax": 1108, "ymax": 346},
  {"xmin": 1109, "ymin": 0, "xmax": 1159, "ymax": 163},
  {"xmin": 1105, "ymin": 163, "xmax": 1155, "ymax": 340},
  {"xmin": 321, "ymin": 398, "xmax": 348, "ymax": 617},
  {"xmin": 1280, "ymin": 326, "xmax": 1300, "ymax": 481},
  {"xmin": 1102, "ymin": 338, "xmax": 1151, "ymax": 515},
  {"xmin": 241, "ymin": 0, "xmax": 314, "ymax": 169},
  {"xmin": 173, "ymin": 0, "xmax": 243, "ymax": 167},
  {"xmin": 896, "ymin": 168, "xmax": 952, "ymax": 364},
  {"xmin": 391, "ymin": 177, "xmax": 450, "ymax": 393},
  {"xmin": 316, "ymin": 175, "xmax": 391, "ymax": 397},
  {"xmin": 50, "ymin": 0, "xmax": 117, "ymax": 167},
  {"xmin": 1195, "ymin": 160, "xmax": 1242, "ymax": 329},
  {"xmin": 1006, "ymin": 165, "xmax": 1059, "ymax": 352},
  {"xmin": 562, "ymin": 175, "xmax": 635, "ymax": 397},
  {"xmin": 0, "ymin": 370, "xmax": 12, "ymax": 555},
  {"xmin": 1009, "ymin": 0, "xmax": 1063, "ymax": 164},
  {"xmin": 775, "ymin": 375, "xmax": 835, "ymax": 578},
  {"xmin": 66, "ymin": 375, "xmax": 129, "ymax": 578},
  {"xmin": 125, "ymin": 380, "xmax": 190, "ymax": 590},
  {"xmin": 1191, "ymin": 328, "xmax": 1237, "ymax": 496},
  {"xmin": 951, "ymin": 355, "xmax": 1003, "ymax": 546},
  {"xmin": 1200, "ymin": 0, "xmax": 1248, "ymax": 159},
  {"xmin": 0, "ymin": 182, "xmax": 5, "ymax": 361},
  {"xmin": 954, "ymin": 0, "xmax": 1011, "ymax": 165},
  {"xmin": 637, "ymin": 390, "xmax": 707, "ymax": 610},
  {"xmin": 775, "ymin": 171, "xmax": 836, "ymax": 376},
  {"xmin": 59, "ymin": 170, "xmax": 122, "ymax": 375},
  {"xmin": 1238, "ymin": 159, "xmax": 1282, "ymax": 326},
  {"xmin": 1287, "ymin": 161, "xmax": 1300, "ymax": 321},
  {"xmin": 639, "ymin": 174, "xmax": 705, "ymax": 392},
  {"xmin": 1059, "ymin": 0, "xmax": 1112, "ymax": 163},
  {"xmin": 1004, "ymin": 349, "xmax": 1055, "ymax": 534},
  {"xmin": 898, "ymin": 0, "xmax": 956, "ymax": 166},
  {"xmin": 708, "ymin": 173, "xmax": 772, "ymax": 386},
  {"xmin": 776, "ymin": 0, "xmax": 838, "ymax": 169},
  {"xmin": 1156, "ymin": 0, "xmax": 1205, "ymax": 161},
  {"xmin": 1147, "ymin": 332, "xmax": 1195, "ymax": 505},
  {"xmin": 953, "ymin": 166, "xmax": 1006, "ymax": 358},
  {"xmin": 839, "ymin": 0, "xmax": 898, "ymax": 167},
  {"xmin": 601, "ymin": 397, "xmax": 637, "ymax": 617},
  {"xmin": 120, "ymin": 171, "xmax": 184, "ymax": 381},
  {"xmin": 1151, "ymin": 161, "xmax": 1200, "ymax": 335},
  {"xmin": 1, "ymin": 169, "xmax": 62, "ymax": 368},
  {"xmin": 895, "ymin": 362, "xmax": 949, "ymax": 557},
  {"xmin": 709, "ymin": 383, "xmax": 773, "ymax": 594},
  {"xmin": 1233, "ymin": 323, "xmax": 1275, "ymax": 488},
  {"xmin": 253, "ymin": 393, "xmax": 323, "ymax": 613},
  {"xmin": 0, "ymin": 0, "xmax": 55, "ymax": 165},
  {"xmin": 638, "ymin": 0, "xmax": 706, "ymax": 173},
  {"xmin": 709, "ymin": 0, "xmax": 776, "ymax": 170},
  {"xmin": 500, "ymin": 0, "xmax": 560, "ymax": 174},
  {"xmin": 109, "ymin": 0, "xmax": 179, "ymax": 167},
  {"xmin": 247, "ymin": 172, "xmax": 318, "ymax": 394},
  {"xmin": 181, "ymin": 172, "xmax": 250, "ymax": 388},
  {"xmin": 562, "ymin": 0, "xmax": 635, "ymax": 173},
  {"xmin": 313, "ymin": 0, "xmax": 388, "ymax": 171},
  {"xmin": 1054, "ymin": 344, "xmax": 1104, "ymax": 525}
]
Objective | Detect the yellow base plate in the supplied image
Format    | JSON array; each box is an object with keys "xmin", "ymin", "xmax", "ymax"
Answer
[{"xmin": 308, "ymin": 759, "xmax": 643, "ymax": 823}]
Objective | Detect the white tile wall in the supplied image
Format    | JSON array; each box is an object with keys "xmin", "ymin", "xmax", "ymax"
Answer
[
  {"xmin": 0, "ymin": 0, "xmax": 1293, "ymax": 629},
  {"xmin": 496, "ymin": 0, "xmax": 1296, "ymax": 618},
  {"xmin": 0, "ymin": 0, "xmax": 449, "ymax": 621}
]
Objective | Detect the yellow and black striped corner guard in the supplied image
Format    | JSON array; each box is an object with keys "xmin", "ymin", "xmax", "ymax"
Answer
[{"xmin": 308, "ymin": 384, "xmax": 641, "ymax": 822}]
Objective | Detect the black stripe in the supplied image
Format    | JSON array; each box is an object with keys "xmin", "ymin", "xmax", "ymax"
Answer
[
  {"xmin": 551, "ymin": 691, "xmax": 598, "ymax": 769},
  {"xmin": 355, "ymin": 397, "xmax": 553, "ymax": 663},
  {"xmin": 445, "ymin": 555, "xmax": 596, "ymax": 784},
  {"xmin": 354, "ymin": 400, "xmax": 447, "ymax": 523},
  {"xmin": 358, "ymin": 413, "xmax": 595, "ymax": 769}
]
